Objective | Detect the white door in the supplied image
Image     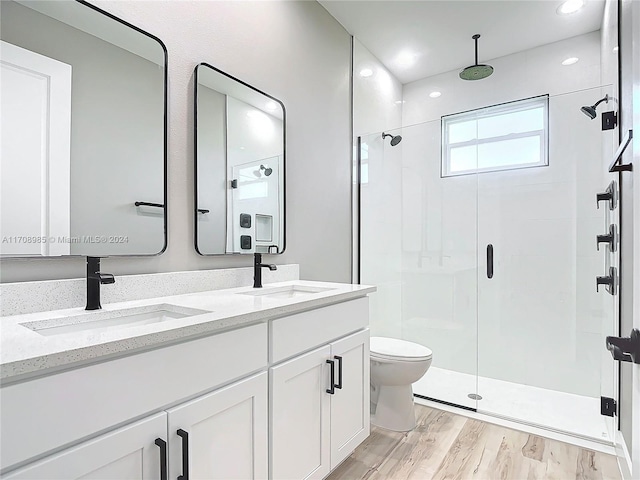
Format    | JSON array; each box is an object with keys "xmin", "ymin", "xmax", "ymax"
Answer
[
  {"xmin": 3, "ymin": 413, "xmax": 166, "ymax": 480},
  {"xmin": 0, "ymin": 41, "xmax": 71, "ymax": 256},
  {"xmin": 167, "ymin": 372, "xmax": 268, "ymax": 480},
  {"xmin": 330, "ymin": 330, "xmax": 370, "ymax": 469},
  {"xmin": 270, "ymin": 345, "xmax": 331, "ymax": 480}
]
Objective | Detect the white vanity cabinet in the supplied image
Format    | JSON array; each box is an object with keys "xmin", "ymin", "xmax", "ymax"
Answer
[
  {"xmin": 3, "ymin": 413, "xmax": 167, "ymax": 480},
  {"xmin": 167, "ymin": 372, "xmax": 268, "ymax": 480},
  {"xmin": 1, "ymin": 291, "xmax": 371, "ymax": 480},
  {"xmin": 4, "ymin": 373, "xmax": 268, "ymax": 480},
  {"xmin": 270, "ymin": 298, "xmax": 370, "ymax": 480}
]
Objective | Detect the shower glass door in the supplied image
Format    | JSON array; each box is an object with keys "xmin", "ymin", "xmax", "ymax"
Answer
[
  {"xmin": 359, "ymin": 122, "xmax": 480, "ymax": 410},
  {"xmin": 475, "ymin": 88, "xmax": 616, "ymax": 441}
]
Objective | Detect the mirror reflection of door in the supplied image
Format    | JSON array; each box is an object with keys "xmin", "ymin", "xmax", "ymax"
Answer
[
  {"xmin": 0, "ymin": 41, "xmax": 71, "ymax": 256},
  {"xmin": 1, "ymin": 0, "xmax": 167, "ymax": 258},
  {"xmin": 229, "ymin": 157, "xmax": 281, "ymax": 253}
]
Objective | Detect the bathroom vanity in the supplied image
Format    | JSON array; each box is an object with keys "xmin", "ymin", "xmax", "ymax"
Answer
[{"xmin": 0, "ymin": 280, "xmax": 374, "ymax": 479}]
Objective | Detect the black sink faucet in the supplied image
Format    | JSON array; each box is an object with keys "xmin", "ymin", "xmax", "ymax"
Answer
[
  {"xmin": 86, "ymin": 257, "xmax": 115, "ymax": 310},
  {"xmin": 253, "ymin": 252, "xmax": 277, "ymax": 288}
]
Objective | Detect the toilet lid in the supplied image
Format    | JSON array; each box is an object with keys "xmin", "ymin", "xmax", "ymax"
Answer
[{"xmin": 370, "ymin": 337, "xmax": 432, "ymax": 361}]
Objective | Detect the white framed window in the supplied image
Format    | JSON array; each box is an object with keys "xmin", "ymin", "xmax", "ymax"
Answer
[{"xmin": 441, "ymin": 95, "xmax": 549, "ymax": 177}]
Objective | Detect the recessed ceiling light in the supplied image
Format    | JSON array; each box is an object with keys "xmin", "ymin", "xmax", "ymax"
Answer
[
  {"xmin": 396, "ymin": 52, "xmax": 416, "ymax": 68},
  {"xmin": 429, "ymin": 91, "xmax": 442, "ymax": 98},
  {"xmin": 359, "ymin": 68, "xmax": 373, "ymax": 78},
  {"xmin": 561, "ymin": 57, "xmax": 579, "ymax": 65},
  {"xmin": 265, "ymin": 101, "xmax": 278, "ymax": 111},
  {"xmin": 557, "ymin": 0, "xmax": 585, "ymax": 15}
]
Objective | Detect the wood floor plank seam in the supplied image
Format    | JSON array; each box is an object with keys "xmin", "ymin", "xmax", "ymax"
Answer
[{"xmin": 327, "ymin": 405, "xmax": 621, "ymax": 480}]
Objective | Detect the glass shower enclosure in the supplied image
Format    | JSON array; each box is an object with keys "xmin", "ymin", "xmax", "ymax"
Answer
[{"xmin": 358, "ymin": 87, "xmax": 618, "ymax": 443}]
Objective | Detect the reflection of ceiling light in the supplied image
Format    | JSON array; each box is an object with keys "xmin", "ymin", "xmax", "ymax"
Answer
[
  {"xmin": 561, "ymin": 57, "xmax": 579, "ymax": 65},
  {"xmin": 429, "ymin": 91, "xmax": 442, "ymax": 98},
  {"xmin": 240, "ymin": 146, "xmax": 245, "ymax": 150},
  {"xmin": 359, "ymin": 68, "xmax": 373, "ymax": 78},
  {"xmin": 396, "ymin": 52, "xmax": 416, "ymax": 67},
  {"xmin": 556, "ymin": 0, "xmax": 585, "ymax": 14},
  {"xmin": 265, "ymin": 101, "xmax": 278, "ymax": 111},
  {"xmin": 395, "ymin": 100, "xmax": 405, "ymax": 104},
  {"xmin": 613, "ymin": 46, "xmax": 619, "ymax": 52}
]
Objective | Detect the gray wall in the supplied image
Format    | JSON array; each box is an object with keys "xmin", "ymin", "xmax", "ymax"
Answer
[
  {"xmin": 1, "ymin": 1, "xmax": 165, "ymax": 256},
  {"xmin": 0, "ymin": 1, "xmax": 352, "ymax": 283}
]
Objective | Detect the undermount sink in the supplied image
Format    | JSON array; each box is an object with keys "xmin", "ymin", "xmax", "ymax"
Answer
[
  {"xmin": 240, "ymin": 284, "xmax": 335, "ymax": 299},
  {"xmin": 20, "ymin": 304, "xmax": 210, "ymax": 337}
]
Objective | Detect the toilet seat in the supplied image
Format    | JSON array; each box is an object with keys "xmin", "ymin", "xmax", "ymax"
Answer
[{"xmin": 370, "ymin": 337, "xmax": 432, "ymax": 362}]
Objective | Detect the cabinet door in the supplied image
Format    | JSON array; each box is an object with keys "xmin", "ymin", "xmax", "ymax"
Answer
[
  {"xmin": 330, "ymin": 329, "xmax": 370, "ymax": 469},
  {"xmin": 167, "ymin": 372, "xmax": 268, "ymax": 480},
  {"xmin": 271, "ymin": 345, "xmax": 331, "ymax": 480},
  {"xmin": 3, "ymin": 413, "xmax": 166, "ymax": 480}
]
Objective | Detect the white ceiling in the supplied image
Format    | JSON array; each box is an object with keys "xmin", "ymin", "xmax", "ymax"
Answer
[{"xmin": 319, "ymin": 0, "xmax": 605, "ymax": 84}]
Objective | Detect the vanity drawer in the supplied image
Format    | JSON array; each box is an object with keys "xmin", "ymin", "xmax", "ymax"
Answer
[
  {"xmin": 270, "ymin": 298, "xmax": 368, "ymax": 363},
  {"xmin": 0, "ymin": 322, "xmax": 267, "ymax": 473}
]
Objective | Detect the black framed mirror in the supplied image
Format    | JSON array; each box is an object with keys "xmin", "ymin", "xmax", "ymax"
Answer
[
  {"xmin": 194, "ymin": 63, "xmax": 286, "ymax": 256},
  {"xmin": 0, "ymin": 0, "xmax": 167, "ymax": 258}
]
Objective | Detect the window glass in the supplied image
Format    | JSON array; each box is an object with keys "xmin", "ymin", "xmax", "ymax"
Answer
[{"xmin": 442, "ymin": 96, "xmax": 548, "ymax": 177}]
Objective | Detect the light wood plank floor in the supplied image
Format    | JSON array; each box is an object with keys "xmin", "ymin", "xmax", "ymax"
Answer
[{"xmin": 327, "ymin": 405, "xmax": 621, "ymax": 480}]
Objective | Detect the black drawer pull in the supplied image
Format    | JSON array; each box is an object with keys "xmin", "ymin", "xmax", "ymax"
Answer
[
  {"xmin": 334, "ymin": 355, "xmax": 343, "ymax": 389},
  {"xmin": 326, "ymin": 359, "xmax": 335, "ymax": 394},
  {"xmin": 154, "ymin": 438, "xmax": 167, "ymax": 480},
  {"xmin": 177, "ymin": 429, "xmax": 189, "ymax": 480}
]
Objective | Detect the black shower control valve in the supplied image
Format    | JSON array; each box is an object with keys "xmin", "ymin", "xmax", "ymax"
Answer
[
  {"xmin": 602, "ymin": 111, "xmax": 617, "ymax": 131},
  {"xmin": 596, "ymin": 266, "xmax": 617, "ymax": 295},
  {"xmin": 606, "ymin": 329, "xmax": 640, "ymax": 364},
  {"xmin": 596, "ymin": 181, "xmax": 617, "ymax": 210},
  {"xmin": 596, "ymin": 224, "xmax": 618, "ymax": 252}
]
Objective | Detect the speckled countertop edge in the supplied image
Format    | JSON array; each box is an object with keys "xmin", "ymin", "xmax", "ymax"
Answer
[{"xmin": 0, "ymin": 281, "xmax": 375, "ymax": 381}]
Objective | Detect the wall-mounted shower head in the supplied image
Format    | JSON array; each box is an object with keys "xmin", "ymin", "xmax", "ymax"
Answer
[
  {"xmin": 580, "ymin": 94, "xmax": 609, "ymax": 119},
  {"xmin": 382, "ymin": 132, "xmax": 402, "ymax": 146},
  {"xmin": 260, "ymin": 164, "xmax": 273, "ymax": 176},
  {"xmin": 460, "ymin": 34, "xmax": 494, "ymax": 81}
]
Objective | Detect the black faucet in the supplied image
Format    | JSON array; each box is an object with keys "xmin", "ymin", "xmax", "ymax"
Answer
[
  {"xmin": 86, "ymin": 257, "xmax": 115, "ymax": 310},
  {"xmin": 253, "ymin": 252, "xmax": 277, "ymax": 288}
]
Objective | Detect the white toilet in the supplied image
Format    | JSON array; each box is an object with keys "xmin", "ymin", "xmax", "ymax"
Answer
[{"xmin": 370, "ymin": 336, "xmax": 432, "ymax": 432}]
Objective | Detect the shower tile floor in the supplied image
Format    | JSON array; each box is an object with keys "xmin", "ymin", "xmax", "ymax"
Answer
[{"xmin": 413, "ymin": 367, "xmax": 612, "ymax": 443}]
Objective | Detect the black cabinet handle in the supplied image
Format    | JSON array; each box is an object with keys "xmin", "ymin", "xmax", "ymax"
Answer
[
  {"xmin": 486, "ymin": 244, "xmax": 494, "ymax": 279},
  {"xmin": 334, "ymin": 355, "xmax": 343, "ymax": 389},
  {"xmin": 154, "ymin": 438, "xmax": 167, "ymax": 480},
  {"xmin": 326, "ymin": 359, "xmax": 335, "ymax": 394},
  {"xmin": 177, "ymin": 429, "xmax": 189, "ymax": 480}
]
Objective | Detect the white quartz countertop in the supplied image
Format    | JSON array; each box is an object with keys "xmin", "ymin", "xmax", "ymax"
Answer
[{"xmin": 0, "ymin": 280, "xmax": 375, "ymax": 381}]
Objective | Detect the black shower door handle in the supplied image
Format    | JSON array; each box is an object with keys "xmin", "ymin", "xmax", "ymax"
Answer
[{"xmin": 487, "ymin": 244, "xmax": 494, "ymax": 279}]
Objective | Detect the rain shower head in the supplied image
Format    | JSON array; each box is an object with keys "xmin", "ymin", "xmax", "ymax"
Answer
[
  {"xmin": 581, "ymin": 95, "xmax": 609, "ymax": 119},
  {"xmin": 382, "ymin": 132, "xmax": 402, "ymax": 146},
  {"xmin": 460, "ymin": 34, "xmax": 494, "ymax": 81},
  {"xmin": 260, "ymin": 164, "xmax": 273, "ymax": 176}
]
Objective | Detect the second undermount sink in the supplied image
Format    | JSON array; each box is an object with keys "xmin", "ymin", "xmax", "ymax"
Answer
[
  {"xmin": 240, "ymin": 284, "xmax": 336, "ymax": 299},
  {"xmin": 20, "ymin": 304, "xmax": 210, "ymax": 337}
]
